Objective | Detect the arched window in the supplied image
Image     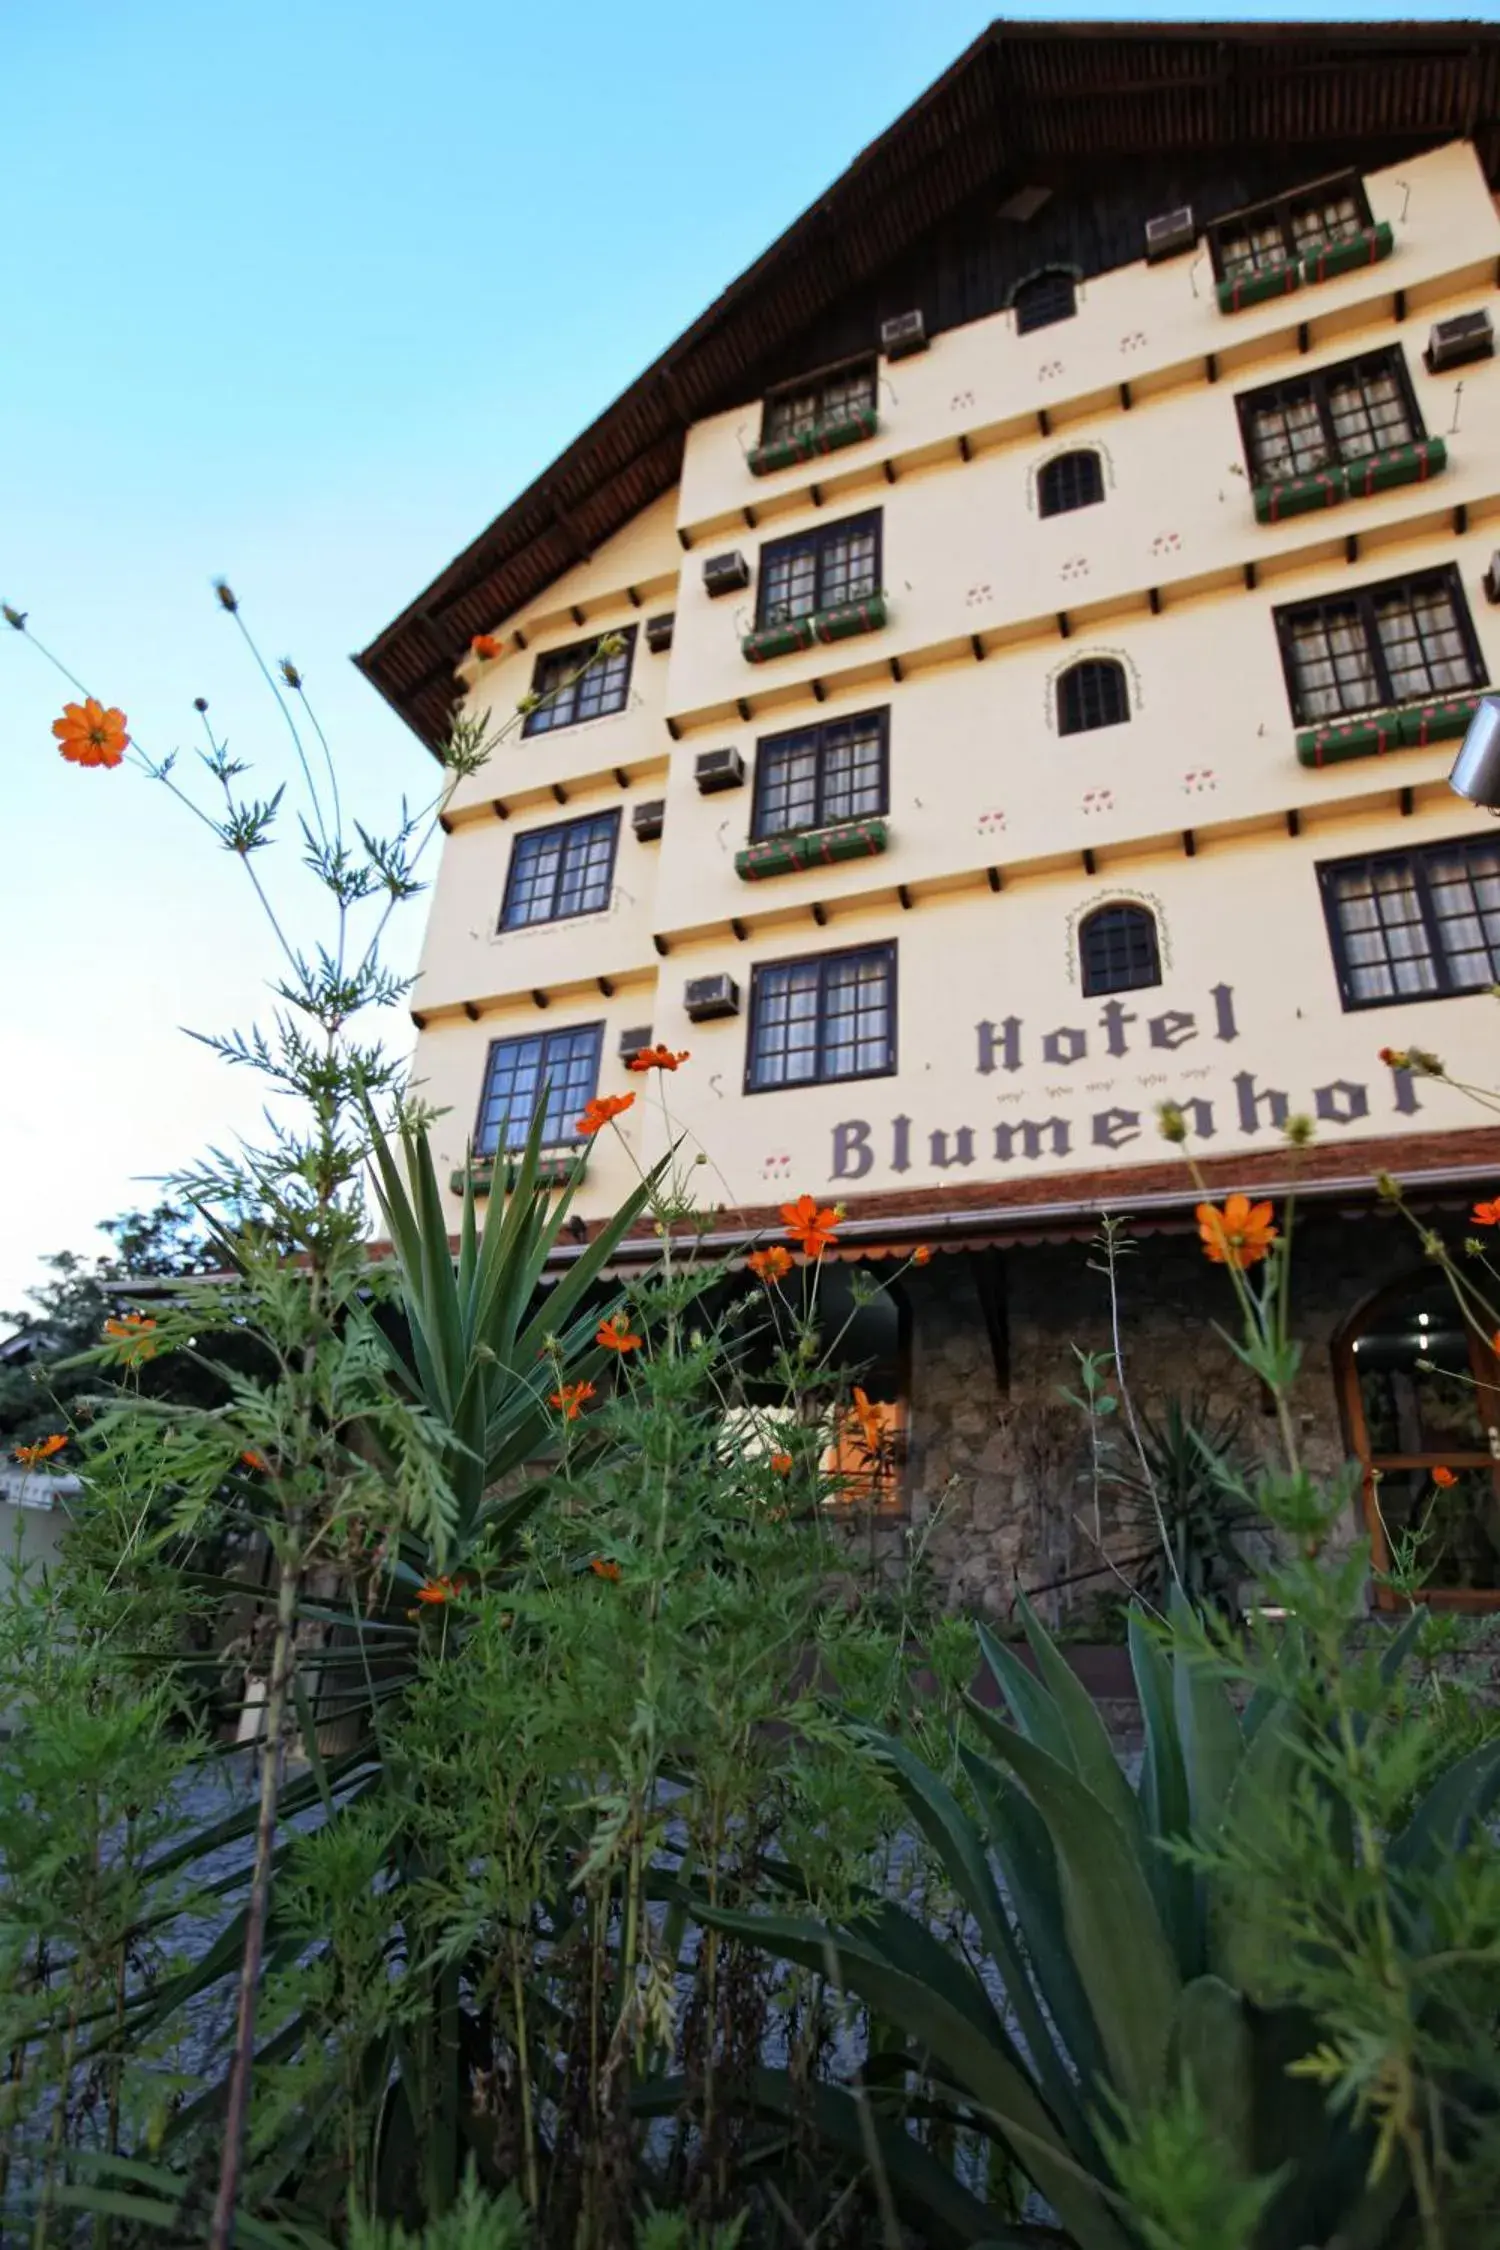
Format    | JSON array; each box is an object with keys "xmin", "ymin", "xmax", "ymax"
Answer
[
  {"xmin": 1335, "ymin": 1272, "xmax": 1500, "ymax": 1608},
  {"xmin": 1058, "ymin": 657, "xmax": 1129, "ymax": 736},
  {"xmin": 1079, "ymin": 903, "xmax": 1162, "ymax": 998},
  {"xmin": 1013, "ymin": 268, "xmax": 1077, "ymax": 335},
  {"xmin": 1039, "ymin": 449, "xmax": 1104, "ymax": 519}
]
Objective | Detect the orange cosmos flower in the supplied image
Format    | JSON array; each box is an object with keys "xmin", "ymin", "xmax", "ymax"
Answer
[
  {"xmin": 627, "ymin": 1045, "xmax": 690, "ymax": 1073},
  {"xmin": 1432, "ymin": 1466, "xmax": 1458, "ymax": 1489},
  {"xmin": 1195, "ymin": 1194, "xmax": 1278, "ymax": 1270},
  {"xmin": 240, "ymin": 1449, "xmax": 269, "ymax": 1473},
  {"xmin": 781, "ymin": 1194, "xmax": 842, "ymax": 1259},
  {"xmin": 416, "ymin": 1575, "xmax": 460, "ymax": 1605},
  {"xmin": 1472, "ymin": 1199, "xmax": 1500, "ymax": 1228},
  {"xmin": 911, "ymin": 1245, "xmax": 933, "ymax": 1266},
  {"xmin": 471, "ymin": 634, "xmax": 501, "ymax": 661},
  {"xmin": 550, "ymin": 1380, "xmax": 596, "ymax": 1421},
  {"xmin": 576, "ymin": 1091, "xmax": 635, "ymax": 1136},
  {"xmin": 747, "ymin": 1244, "xmax": 793, "ymax": 1284},
  {"xmin": 770, "ymin": 1451, "xmax": 794, "ymax": 1476},
  {"xmin": 851, "ymin": 1387, "xmax": 885, "ymax": 1457},
  {"xmin": 590, "ymin": 1556, "xmax": 621, "ymax": 1581},
  {"xmin": 13, "ymin": 1434, "xmax": 66, "ymax": 1468},
  {"xmin": 53, "ymin": 696, "xmax": 130, "ymax": 769},
  {"xmin": 103, "ymin": 1313, "xmax": 158, "ymax": 1363},
  {"xmin": 596, "ymin": 1315, "xmax": 641, "ymax": 1353}
]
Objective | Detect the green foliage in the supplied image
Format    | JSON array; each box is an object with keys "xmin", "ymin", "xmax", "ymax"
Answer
[{"xmin": 1100, "ymin": 1394, "xmax": 1259, "ymax": 1618}]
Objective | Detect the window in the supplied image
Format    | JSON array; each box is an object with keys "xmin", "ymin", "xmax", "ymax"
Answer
[
  {"xmin": 1038, "ymin": 450, "xmax": 1104, "ymax": 518},
  {"xmin": 1336, "ymin": 1273, "xmax": 1500, "ymax": 1605},
  {"xmin": 762, "ymin": 360, "xmax": 876, "ymax": 446},
  {"xmin": 500, "ymin": 811, "xmax": 620, "ymax": 930},
  {"xmin": 1319, "ymin": 833, "xmax": 1500, "ymax": 1009},
  {"xmin": 1013, "ymin": 269, "xmax": 1077, "ymax": 334},
  {"xmin": 522, "ymin": 628, "xmax": 636, "ymax": 737},
  {"xmin": 1057, "ymin": 658, "xmax": 1129, "ymax": 736},
  {"xmin": 1079, "ymin": 903, "xmax": 1162, "ymax": 998},
  {"xmin": 1237, "ymin": 348, "xmax": 1420, "ymax": 483},
  {"xmin": 474, "ymin": 1023, "xmax": 603, "ymax": 1154},
  {"xmin": 1275, "ymin": 567, "xmax": 1484, "ymax": 724},
  {"xmin": 1211, "ymin": 173, "xmax": 1371, "ymax": 281},
  {"xmin": 746, "ymin": 943, "xmax": 896, "ymax": 1092},
  {"xmin": 752, "ymin": 711, "xmax": 888, "ymax": 840},
  {"xmin": 757, "ymin": 512, "xmax": 881, "ymax": 630}
]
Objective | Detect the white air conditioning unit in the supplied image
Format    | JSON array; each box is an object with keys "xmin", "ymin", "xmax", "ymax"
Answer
[
  {"xmin": 631, "ymin": 799, "xmax": 665, "ymax": 841},
  {"xmin": 693, "ymin": 748, "xmax": 746, "ymax": 795},
  {"xmin": 1425, "ymin": 310, "xmax": 1494, "ymax": 374},
  {"xmin": 617, "ymin": 1025, "xmax": 653, "ymax": 1064},
  {"xmin": 1144, "ymin": 205, "xmax": 1196, "ymax": 262},
  {"xmin": 703, "ymin": 552, "xmax": 750, "ymax": 598},
  {"xmin": 684, "ymin": 973, "xmax": 740, "ymax": 1022},
  {"xmin": 881, "ymin": 308, "xmax": 927, "ymax": 360}
]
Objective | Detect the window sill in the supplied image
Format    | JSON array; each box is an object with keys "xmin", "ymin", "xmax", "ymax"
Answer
[
  {"xmin": 451, "ymin": 1149, "xmax": 588, "ymax": 1197},
  {"xmin": 1217, "ymin": 221, "xmax": 1393, "ymax": 314},
  {"xmin": 735, "ymin": 817, "xmax": 890, "ymax": 882},
  {"xmin": 742, "ymin": 591, "xmax": 888, "ymax": 665},
  {"xmin": 1295, "ymin": 692, "xmax": 1482, "ymax": 769},
  {"xmin": 1254, "ymin": 437, "xmax": 1446, "ymax": 524},
  {"xmin": 748, "ymin": 405, "xmax": 878, "ymax": 477}
]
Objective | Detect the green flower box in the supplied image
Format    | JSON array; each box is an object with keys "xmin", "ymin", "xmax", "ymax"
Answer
[
  {"xmin": 735, "ymin": 817, "xmax": 890, "ymax": 882},
  {"xmin": 450, "ymin": 1150, "xmax": 587, "ymax": 1198},
  {"xmin": 812, "ymin": 591, "xmax": 888, "ymax": 644},
  {"xmin": 1397, "ymin": 695, "xmax": 1483, "ymax": 749},
  {"xmin": 1216, "ymin": 261, "xmax": 1300, "ymax": 315},
  {"xmin": 1253, "ymin": 467, "xmax": 1342, "ymax": 524},
  {"xmin": 1295, "ymin": 711, "xmax": 1404, "ymax": 768},
  {"xmin": 1341, "ymin": 435, "xmax": 1447, "ymax": 500},
  {"xmin": 747, "ymin": 405, "xmax": 878, "ymax": 477},
  {"xmin": 742, "ymin": 616, "xmax": 816, "ymax": 664},
  {"xmin": 1300, "ymin": 220, "xmax": 1394, "ymax": 286}
]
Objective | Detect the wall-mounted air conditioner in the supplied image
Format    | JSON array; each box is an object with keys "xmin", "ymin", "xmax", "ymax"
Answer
[
  {"xmin": 881, "ymin": 309, "xmax": 927, "ymax": 360},
  {"xmin": 632, "ymin": 799, "xmax": 665, "ymax": 840},
  {"xmin": 1425, "ymin": 310, "xmax": 1494, "ymax": 373},
  {"xmin": 618, "ymin": 1026, "xmax": 653, "ymax": 1064},
  {"xmin": 703, "ymin": 552, "xmax": 750, "ymax": 598},
  {"xmin": 693, "ymin": 748, "xmax": 745, "ymax": 795},
  {"xmin": 684, "ymin": 974, "xmax": 740, "ymax": 1022},
  {"xmin": 1144, "ymin": 205, "xmax": 1196, "ymax": 262},
  {"xmin": 644, "ymin": 612, "xmax": 675, "ymax": 653}
]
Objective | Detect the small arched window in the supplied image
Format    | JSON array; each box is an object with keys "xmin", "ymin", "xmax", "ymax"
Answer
[
  {"xmin": 1039, "ymin": 449, "xmax": 1104, "ymax": 519},
  {"xmin": 1013, "ymin": 268, "xmax": 1077, "ymax": 335},
  {"xmin": 1058, "ymin": 657, "xmax": 1129, "ymax": 736},
  {"xmin": 1079, "ymin": 903, "xmax": 1162, "ymax": 998}
]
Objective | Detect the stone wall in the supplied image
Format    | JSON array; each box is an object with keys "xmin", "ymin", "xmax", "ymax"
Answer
[{"xmin": 874, "ymin": 1208, "xmax": 1429, "ymax": 1622}]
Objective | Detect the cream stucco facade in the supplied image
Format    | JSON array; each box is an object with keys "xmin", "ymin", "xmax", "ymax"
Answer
[{"xmin": 410, "ymin": 142, "xmax": 1500, "ymax": 1227}]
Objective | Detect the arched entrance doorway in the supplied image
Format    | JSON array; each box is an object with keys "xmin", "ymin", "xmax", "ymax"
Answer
[{"xmin": 1334, "ymin": 1270, "xmax": 1500, "ymax": 1610}]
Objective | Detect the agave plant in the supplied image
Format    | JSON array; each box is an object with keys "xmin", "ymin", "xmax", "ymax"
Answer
[{"xmin": 702, "ymin": 1594, "xmax": 1500, "ymax": 2247}]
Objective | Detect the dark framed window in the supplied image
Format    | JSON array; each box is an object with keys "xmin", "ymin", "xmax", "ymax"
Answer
[
  {"xmin": 522, "ymin": 628, "xmax": 636, "ymax": 738},
  {"xmin": 752, "ymin": 710, "xmax": 888, "ymax": 840},
  {"xmin": 1057, "ymin": 658, "xmax": 1129, "ymax": 736},
  {"xmin": 1038, "ymin": 450, "xmax": 1104, "ymax": 518},
  {"xmin": 1013, "ymin": 269, "xmax": 1077, "ymax": 334},
  {"xmin": 1210, "ymin": 172, "xmax": 1371, "ymax": 281},
  {"xmin": 757, "ymin": 512, "xmax": 881, "ymax": 630},
  {"xmin": 1237, "ymin": 348, "xmax": 1421, "ymax": 483},
  {"xmin": 1079, "ymin": 904, "xmax": 1162, "ymax": 998},
  {"xmin": 1319, "ymin": 835, "xmax": 1500, "ymax": 1010},
  {"xmin": 1275, "ymin": 567, "xmax": 1484, "ymax": 724},
  {"xmin": 763, "ymin": 359, "xmax": 876, "ymax": 446},
  {"xmin": 500, "ymin": 810, "xmax": 620, "ymax": 930},
  {"xmin": 474, "ymin": 1024, "xmax": 604, "ymax": 1154},
  {"xmin": 746, "ymin": 943, "xmax": 896, "ymax": 1093}
]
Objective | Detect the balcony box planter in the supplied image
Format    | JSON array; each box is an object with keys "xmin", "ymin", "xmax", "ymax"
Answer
[
  {"xmin": 450, "ymin": 1149, "xmax": 587, "ymax": 1198},
  {"xmin": 747, "ymin": 405, "xmax": 878, "ymax": 477},
  {"xmin": 1295, "ymin": 710, "xmax": 1404, "ymax": 768},
  {"xmin": 1253, "ymin": 467, "xmax": 1343, "ymax": 524},
  {"xmin": 735, "ymin": 816, "xmax": 890, "ymax": 882},
  {"xmin": 1341, "ymin": 435, "xmax": 1447, "ymax": 501},
  {"xmin": 1397, "ymin": 694, "xmax": 1484, "ymax": 749},
  {"xmin": 1301, "ymin": 220, "xmax": 1394, "ymax": 287},
  {"xmin": 1216, "ymin": 261, "xmax": 1300, "ymax": 315},
  {"xmin": 813, "ymin": 590, "xmax": 888, "ymax": 645},
  {"xmin": 742, "ymin": 615, "xmax": 816, "ymax": 665}
]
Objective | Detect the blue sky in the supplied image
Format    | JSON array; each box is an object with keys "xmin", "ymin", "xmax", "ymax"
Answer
[{"xmin": 1, "ymin": 0, "xmax": 1484, "ymax": 1313}]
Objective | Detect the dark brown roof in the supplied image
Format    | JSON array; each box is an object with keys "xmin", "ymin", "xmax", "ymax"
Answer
[{"xmin": 357, "ymin": 17, "xmax": 1500, "ymax": 754}]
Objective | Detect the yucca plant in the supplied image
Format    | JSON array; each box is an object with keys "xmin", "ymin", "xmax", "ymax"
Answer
[{"xmin": 703, "ymin": 1588, "xmax": 1500, "ymax": 2247}]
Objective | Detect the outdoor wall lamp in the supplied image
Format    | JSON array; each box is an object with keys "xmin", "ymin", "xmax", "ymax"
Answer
[{"xmin": 1449, "ymin": 695, "xmax": 1500, "ymax": 812}]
